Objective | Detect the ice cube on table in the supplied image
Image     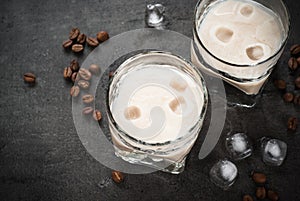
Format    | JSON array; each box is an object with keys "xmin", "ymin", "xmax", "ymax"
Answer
[
  {"xmin": 261, "ymin": 138, "xmax": 287, "ymax": 166},
  {"xmin": 225, "ymin": 133, "xmax": 253, "ymax": 160},
  {"xmin": 209, "ymin": 160, "xmax": 238, "ymax": 190},
  {"xmin": 145, "ymin": 4, "xmax": 166, "ymax": 29}
]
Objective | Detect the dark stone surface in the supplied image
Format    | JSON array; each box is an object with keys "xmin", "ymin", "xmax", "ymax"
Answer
[{"xmin": 0, "ymin": 0, "xmax": 299, "ymax": 200}]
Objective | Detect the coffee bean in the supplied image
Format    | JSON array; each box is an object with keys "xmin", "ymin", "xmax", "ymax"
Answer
[
  {"xmin": 63, "ymin": 67, "xmax": 72, "ymax": 79},
  {"xmin": 109, "ymin": 71, "xmax": 114, "ymax": 78},
  {"xmin": 71, "ymin": 72, "xmax": 78, "ymax": 83},
  {"xmin": 93, "ymin": 110, "xmax": 102, "ymax": 121},
  {"xmin": 294, "ymin": 95, "xmax": 300, "ymax": 105},
  {"xmin": 267, "ymin": 190, "xmax": 279, "ymax": 201},
  {"xmin": 283, "ymin": 92, "xmax": 294, "ymax": 102},
  {"xmin": 242, "ymin": 195, "xmax": 253, "ymax": 201},
  {"xmin": 82, "ymin": 94, "xmax": 94, "ymax": 104},
  {"xmin": 288, "ymin": 117, "xmax": 298, "ymax": 131},
  {"xmin": 290, "ymin": 44, "xmax": 300, "ymax": 56},
  {"xmin": 295, "ymin": 76, "xmax": 300, "ymax": 88},
  {"xmin": 97, "ymin": 31, "xmax": 109, "ymax": 42},
  {"xmin": 288, "ymin": 57, "xmax": 298, "ymax": 70},
  {"xmin": 70, "ymin": 86, "xmax": 80, "ymax": 97},
  {"xmin": 297, "ymin": 57, "xmax": 300, "ymax": 65},
  {"xmin": 78, "ymin": 80, "xmax": 90, "ymax": 89},
  {"xmin": 111, "ymin": 171, "xmax": 124, "ymax": 183},
  {"xmin": 69, "ymin": 28, "xmax": 80, "ymax": 40},
  {"xmin": 23, "ymin": 72, "xmax": 36, "ymax": 83},
  {"xmin": 79, "ymin": 68, "xmax": 92, "ymax": 80},
  {"xmin": 77, "ymin": 33, "xmax": 86, "ymax": 44},
  {"xmin": 86, "ymin": 37, "xmax": 99, "ymax": 47},
  {"xmin": 89, "ymin": 64, "xmax": 100, "ymax": 75},
  {"xmin": 256, "ymin": 187, "xmax": 266, "ymax": 199},
  {"xmin": 62, "ymin": 39, "xmax": 73, "ymax": 48},
  {"xmin": 70, "ymin": 59, "xmax": 80, "ymax": 72},
  {"xmin": 72, "ymin": 44, "xmax": 84, "ymax": 53},
  {"xmin": 274, "ymin": 79, "xmax": 286, "ymax": 90},
  {"xmin": 82, "ymin": 107, "xmax": 93, "ymax": 115},
  {"xmin": 252, "ymin": 172, "xmax": 266, "ymax": 184}
]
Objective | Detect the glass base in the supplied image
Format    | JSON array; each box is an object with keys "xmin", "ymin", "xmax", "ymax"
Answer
[
  {"xmin": 114, "ymin": 147, "xmax": 186, "ymax": 174},
  {"xmin": 224, "ymin": 81, "xmax": 262, "ymax": 108},
  {"xmin": 191, "ymin": 43, "xmax": 262, "ymax": 108}
]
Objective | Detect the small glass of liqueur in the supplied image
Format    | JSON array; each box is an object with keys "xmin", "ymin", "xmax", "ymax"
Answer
[
  {"xmin": 192, "ymin": 0, "xmax": 290, "ymax": 107},
  {"xmin": 107, "ymin": 51, "xmax": 208, "ymax": 174}
]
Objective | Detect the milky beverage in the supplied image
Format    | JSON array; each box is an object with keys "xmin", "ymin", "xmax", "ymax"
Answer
[
  {"xmin": 109, "ymin": 61, "xmax": 206, "ymax": 163},
  {"xmin": 192, "ymin": 0, "xmax": 285, "ymax": 94}
]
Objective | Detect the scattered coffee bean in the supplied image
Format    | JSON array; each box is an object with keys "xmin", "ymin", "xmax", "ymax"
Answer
[
  {"xmin": 109, "ymin": 71, "xmax": 114, "ymax": 78},
  {"xmin": 295, "ymin": 76, "xmax": 300, "ymax": 88},
  {"xmin": 283, "ymin": 92, "xmax": 294, "ymax": 102},
  {"xmin": 72, "ymin": 44, "xmax": 84, "ymax": 53},
  {"xmin": 89, "ymin": 64, "xmax": 100, "ymax": 75},
  {"xmin": 252, "ymin": 172, "xmax": 266, "ymax": 184},
  {"xmin": 82, "ymin": 106, "xmax": 93, "ymax": 115},
  {"xmin": 77, "ymin": 33, "xmax": 86, "ymax": 44},
  {"xmin": 274, "ymin": 79, "xmax": 286, "ymax": 90},
  {"xmin": 71, "ymin": 72, "xmax": 78, "ymax": 83},
  {"xmin": 242, "ymin": 195, "xmax": 253, "ymax": 201},
  {"xmin": 62, "ymin": 39, "xmax": 73, "ymax": 49},
  {"xmin": 97, "ymin": 31, "xmax": 109, "ymax": 42},
  {"xmin": 69, "ymin": 27, "xmax": 80, "ymax": 40},
  {"xmin": 93, "ymin": 109, "xmax": 102, "ymax": 121},
  {"xmin": 79, "ymin": 68, "xmax": 92, "ymax": 80},
  {"xmin": 267, "ymin": 190, "xmax": 279, "ymax": 201},
  {"xmin": 288, "ymin": 57, "xmax": 298, "ymax": 70},
  {"xmin": 63, "ymin": 67, "xmax": 72, "ymax": 79},
  {"xmin": 78, "ymin": 80, "xmax": 90, "ymax": 89},
  {"xmin": 23, "ymin": 72, "xmax": 36, "ymax": 83},
  {"xmin": 294, "ymin": 95, "xmax": 300, "ymax": 105},
  {"xmin": 290, "ymin": 44, "xmax": 300, "ymax": 56},
  {"xmin": 256, "ymin": 187, "xmax": 266, "ymax": 199},
  {"xmin": 86, "ymin": 37, "xmax": 99, "ymax": 47},
  {"xmin": 288, "ymin": 117, "xmax": 298, "ymax": 131},
  {"xmin": 297, "ymin": 57, "xmax": 300, "ymax": 65},
  {"xmin": 70, "ymin": 86, "xmax": 80, "ymax": 97},
  {"xmin": 111, "ymin": 171, "xmax": 124, "ymax": 183},
  {"xmin": 70, "ymin": 59, "xmax": 80, "ymax": 72},
  {"xmin": 82, "ymin": 94, "xmax": 94, "ymax": 104}
]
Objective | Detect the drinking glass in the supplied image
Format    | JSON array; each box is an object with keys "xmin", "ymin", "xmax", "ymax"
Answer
[
  {"xmin": 192, "ymin": 0, "xmax": 290, "ymax": 107},
  {"xmin": 107, "ymin": 51, "xmax": 208, "ymax": 174}
]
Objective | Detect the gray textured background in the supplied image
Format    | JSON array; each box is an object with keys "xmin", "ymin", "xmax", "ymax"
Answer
[{"xmin": 0, "ymin": 0, "xmax": 299, "ymax": 200}]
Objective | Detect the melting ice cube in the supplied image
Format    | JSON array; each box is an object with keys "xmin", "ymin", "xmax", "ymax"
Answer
[
  {"xmin": 225, "ymin": 133, "xmax": 253, "ymax": 160},
  {"xmin": 261, "ymin": 138, "xmax": 287, "ymax": 166},
  {"xmin": 209, "ymin": 160, "xmax": 238, "ymax": 190},
  {"xmin": 145, "ymin": 4, "xmax": 167, "ymax": 29}
]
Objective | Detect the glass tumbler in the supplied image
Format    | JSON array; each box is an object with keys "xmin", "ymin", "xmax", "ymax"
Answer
[
  {"xmin": 107, "ymin": 51, "xmax": 208, "ymax": 174},
  {"xmin": 191, "ymin": 0, "xmax": 290, "ymax": 107}
]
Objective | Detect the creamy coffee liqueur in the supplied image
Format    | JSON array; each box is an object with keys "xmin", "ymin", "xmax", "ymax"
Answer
[
  {"xmin": 193, "ymin": 0, "xmax": 285, "ymax": 94},
  {"xmin": 110, "ymin": 64, "xmax": 205, "ymax": 144},
  {"xmin": 199, "ymin": 0, "xmax": 283, "ymax": 65}
]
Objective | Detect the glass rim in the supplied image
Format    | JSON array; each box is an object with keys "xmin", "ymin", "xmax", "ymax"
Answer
[
  {"xmin": 106, "ymin": 50, "xmax": 208, "ymax": 147},
  {"xmin": 193, "ymin": 0, "xmax": 291, "ymax": 68}
]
